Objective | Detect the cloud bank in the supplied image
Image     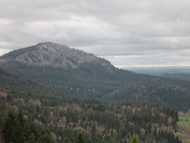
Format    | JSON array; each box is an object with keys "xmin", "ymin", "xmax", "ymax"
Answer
[{"xmin": 0, "ymin": 0, "xmax": 190, "ymax": 67}]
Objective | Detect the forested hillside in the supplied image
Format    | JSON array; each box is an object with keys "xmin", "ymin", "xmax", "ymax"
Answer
[
  {"xmin": 1, "ymin": 42, "xmax": 190, "ymax": 110},
  {"xmin": 0, "ymin": 91, "xmax": 181, "ymax": 143}
]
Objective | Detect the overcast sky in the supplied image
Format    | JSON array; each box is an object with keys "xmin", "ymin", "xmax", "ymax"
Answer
[{"xmin": 0, "ymin": 0, "xmax": 190, "ymax": 68}]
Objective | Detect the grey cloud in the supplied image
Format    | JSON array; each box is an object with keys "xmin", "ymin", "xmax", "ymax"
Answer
[{"xmin": 0, "ymin": 0, "xmax": 190, "ymax": 67}]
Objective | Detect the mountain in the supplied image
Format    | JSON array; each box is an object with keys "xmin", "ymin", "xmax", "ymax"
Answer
[
  {"xmin": 0, "ymin": 42, "xmax": 128, "ymax": 97},
  {"xmin": 0, "ymin": 42, "xmax": 123, "ymax": 82},
  {"xmin": 1, "ymin": 42, "xmax": 190, "ymax": 110},
  {"xmin": 1, "ymin": 42, "xmax": 115, "ymax": 70}
]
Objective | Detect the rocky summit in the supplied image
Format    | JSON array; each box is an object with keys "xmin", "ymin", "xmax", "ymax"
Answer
[{"xmin": 1, "ymin": 42, "xmax": 114, "ymax": 70}]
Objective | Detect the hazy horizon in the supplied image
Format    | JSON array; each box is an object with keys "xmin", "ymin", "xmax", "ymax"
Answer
[{"xmin": 1, "ymin": 43, "xmax": 190, "ymax": 69}]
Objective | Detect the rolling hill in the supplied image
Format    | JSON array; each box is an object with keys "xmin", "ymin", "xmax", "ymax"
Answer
[{"xmin": 0, "ymin": 42, "xmax": 190, "ymax": 110}]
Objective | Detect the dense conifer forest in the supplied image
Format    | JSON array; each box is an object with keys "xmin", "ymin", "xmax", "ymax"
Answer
[{"xmin": 0, "ymin": 92, "xmax": 181, "ymax": 143}]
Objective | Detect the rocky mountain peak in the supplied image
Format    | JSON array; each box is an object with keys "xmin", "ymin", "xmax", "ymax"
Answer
[
  {"xmin": 35, "ymin": 42, "xmax": 68, "ymax": 49},
  {"xmin": 0, "ymin": 42, "xmax": 115, "ymax": 70}
]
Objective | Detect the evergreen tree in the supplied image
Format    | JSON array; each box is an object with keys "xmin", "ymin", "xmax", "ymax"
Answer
[{"xmin": 129, "ymin": 134, "xmax": 140, "ymax": 143}]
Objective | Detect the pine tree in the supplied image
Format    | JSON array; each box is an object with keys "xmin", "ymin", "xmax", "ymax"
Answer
[{"xmin": 129, "ymin": 134, "xmax": 140, "ymax": 143}]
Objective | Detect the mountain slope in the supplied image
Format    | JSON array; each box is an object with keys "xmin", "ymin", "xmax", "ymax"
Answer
[
  {"xmin": 1, "ymin": 42, "xmax": 190, "ymax": 110},
  {"xmin": 0, "ymin": 67, "xmax": 41, "ymax": 94},
  {"xmin": 0, "ymin": 42, "xmax": 126, "ymax": 98},
  {"xmin": 0, "ymin": 68, "xmax": 28, "ymax": 88},
  {"xmin": 1, "ymin": 42, "xmax": 115, "ymax": 71}
]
